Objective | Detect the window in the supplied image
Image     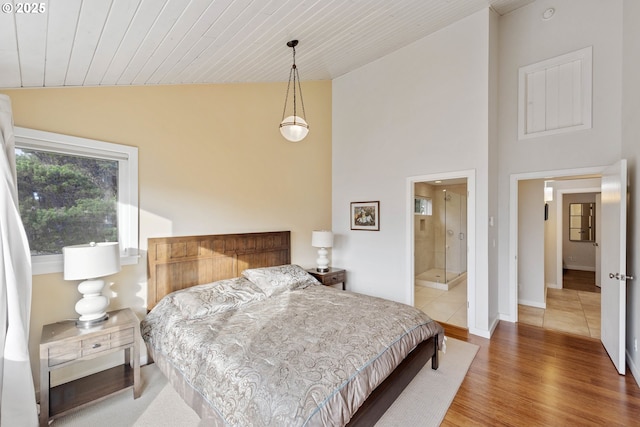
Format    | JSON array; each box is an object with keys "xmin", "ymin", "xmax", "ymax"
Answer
[
  {"xmin": 14, "ymin": 127, "xmax": 138, "ymax": 274},
  {"xmin": 414, "ymin": 197, "xmax": 432, "ymax": 216}
]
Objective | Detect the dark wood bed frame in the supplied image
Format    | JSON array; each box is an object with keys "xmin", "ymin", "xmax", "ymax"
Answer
[{"xmin": 147, "ymin": 231, "xmax": 439, "ymax": 426}]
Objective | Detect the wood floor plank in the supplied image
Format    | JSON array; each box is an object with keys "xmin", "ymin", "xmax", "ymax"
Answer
[
  {"xmin": 443, "ymin": 322, "xmax": 640, "ymax": 426},
  {"xmin": 563, "ymin": 269, "xmax": 600, "ymax": 293}
]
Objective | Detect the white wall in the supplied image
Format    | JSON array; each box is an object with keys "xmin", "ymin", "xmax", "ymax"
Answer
[
  {"xmin": 517, "ymin": 180, "xmax": 545, "ymax": 307},
  {"xmin": 332, "ymin": 9, "xmax": 494, "ymax": 336},
  {"xmin": 497, "ymin": 0, "xmax": 624, "ymax": 318},
  {"xmin": 622, "ymin": 0, "xmax": 640, "ymax": 382}
]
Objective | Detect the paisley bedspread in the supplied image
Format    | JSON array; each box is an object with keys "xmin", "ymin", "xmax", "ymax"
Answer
[{"xmin": 141, "ymin": 265, "xmax": 444, "ymax": 427}]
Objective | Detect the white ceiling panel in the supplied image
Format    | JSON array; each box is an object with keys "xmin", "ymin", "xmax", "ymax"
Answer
[
  {"xmin": 14, "ymin": 6, "xmax": 48, "ymax": 86},
  {"xmin": 115, "ymin": 0, "xmax": 190, "ymax": 84},
  {"xmin": 44, "ymin": 0, "xmax": 82, "ymax": 86},
  {"xmin": 0, "ymin": 9, "xmax": 21, "ymax": 87},
  {"xmin": 0, "ymin": 0, "xmax": 535, "ymax": 88},
  {"xmin": 84, "ymin": 0, "xmax": 142, "ymax": 85},
  {"xmin": 100, "ymin": 0, "xmax": 167, "ymax": 85},
  {"xmin": 65, "ymin": 0, "xmax": 113, "ymax": 86}
]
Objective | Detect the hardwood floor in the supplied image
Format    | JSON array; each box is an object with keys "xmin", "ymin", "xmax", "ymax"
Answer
[
  {"xmin": 563, "ymin": 269, "xmax": 600, "ymax": 293},
  {"xmin": 442, "ymin": 321, "xmax": 640, "ymax": 426}
]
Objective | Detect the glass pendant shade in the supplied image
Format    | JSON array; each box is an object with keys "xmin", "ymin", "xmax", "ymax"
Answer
[{"xmin": 280, "ymin": 115, "xmax": 309, "ymax": 142}]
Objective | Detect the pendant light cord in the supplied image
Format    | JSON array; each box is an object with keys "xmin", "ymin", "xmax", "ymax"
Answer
[{"xmin": 281, "ymin": 42, "xmax": 306, "ymax": 124}]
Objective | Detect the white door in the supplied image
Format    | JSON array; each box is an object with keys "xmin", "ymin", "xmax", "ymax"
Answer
[
  {"xmin": 595, "ymin": 193, "xmax": 601, "ymax": 288},
  {"xmin": 600, "ymin": 159, "xmax": 628, "ymax": 375}
]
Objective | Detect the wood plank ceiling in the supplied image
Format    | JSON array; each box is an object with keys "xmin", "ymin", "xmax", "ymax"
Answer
[{"xmin": 0, "ymin": 0, "xmax": 534, "ymax": 88}]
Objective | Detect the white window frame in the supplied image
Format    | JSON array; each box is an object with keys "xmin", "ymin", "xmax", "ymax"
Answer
[{"xmin": 14, "ymin": 127, "xmax": 139, "ymax": 275}]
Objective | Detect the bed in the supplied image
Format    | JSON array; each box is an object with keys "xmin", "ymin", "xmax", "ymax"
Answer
[{"xmin": 142, "ymin": 231, "xmax": 444, "ymax": 426}]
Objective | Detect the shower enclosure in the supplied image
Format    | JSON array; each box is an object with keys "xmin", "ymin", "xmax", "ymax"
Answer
[{"xmin": 414, "ymin": 183, "xmax": 467, "ymax": 290}]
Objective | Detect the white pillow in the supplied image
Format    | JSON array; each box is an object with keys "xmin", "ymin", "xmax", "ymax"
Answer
[{"xmin": 241, "ymin": 264, "xmax": 320, "ymax": 297}]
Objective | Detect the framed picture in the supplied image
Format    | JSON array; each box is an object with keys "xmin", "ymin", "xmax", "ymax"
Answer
[{"xmin": 351, "ymin": 201, "xmax": 380, "ymax": 231}]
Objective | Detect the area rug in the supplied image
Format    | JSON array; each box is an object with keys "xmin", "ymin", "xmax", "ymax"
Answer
[{"xmin": 54, "ymin": 337, "xmax": 478, "ymax": 427}]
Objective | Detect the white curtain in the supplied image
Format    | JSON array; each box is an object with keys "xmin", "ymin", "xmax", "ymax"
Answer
[{"xmin": 0, "ymin": 95, "xmax": 38, "ymax": 425}]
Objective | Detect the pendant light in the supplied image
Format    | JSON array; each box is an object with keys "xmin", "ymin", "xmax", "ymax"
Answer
[{"xmin": 280, "ymin": 40, "xmax": 309, "ymax": 142}]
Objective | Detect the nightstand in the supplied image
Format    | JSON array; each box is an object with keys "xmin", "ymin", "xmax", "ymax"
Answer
[
  {"xmin": 307, "ymin": 267, "xmax": 346, "ymax": 290},
  {"xmin": 39, "ymin": 308, "xmax": 141, "ymax": 427}
]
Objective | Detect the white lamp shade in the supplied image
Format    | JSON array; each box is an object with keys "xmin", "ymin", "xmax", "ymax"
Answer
[
  {"xmin": 63, "ymin": 242, "xmax": 121, "ymax": 280},
  {"xmin": 312, "ymin": 231, "xmax": 333, "ymax": 248},
  {"xmin": 544, "ymin": 185, "xmax": 553, "ymax": 202},
  {"xmin": 280, "ymin": 116, "xmax": 309, "ymax": 142}
]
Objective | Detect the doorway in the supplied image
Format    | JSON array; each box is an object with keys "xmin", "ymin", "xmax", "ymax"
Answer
[
  {"xmin": 510, "ymin": 168, "xmax": 604, "ymax": 339},
  {"xmin": 408, "ymin": 170, "xmax": 474, "ymax": 332}
]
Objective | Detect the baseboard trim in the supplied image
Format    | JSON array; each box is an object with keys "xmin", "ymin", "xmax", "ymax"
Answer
[
  {"xmin": 564, "ymin": 265, "xmax": 596, "ymax": 272},
  {"xmin": 518, "ymin": 299, "xmax": 546, "ymax": 309},
  {"xmin": 626, "ymin": 350, "xmax": 640, "ymax": 388}
]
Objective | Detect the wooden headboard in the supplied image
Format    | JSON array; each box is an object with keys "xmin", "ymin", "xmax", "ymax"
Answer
[{"xmin": 147, "ymin": 231, "xmax": 291, "ymax": 311}]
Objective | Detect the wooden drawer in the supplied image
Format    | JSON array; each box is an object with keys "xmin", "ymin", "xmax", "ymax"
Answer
[
  {"xmin": 322, "ymin": 270, "xmax": 346, "ymax": 285},
  {"xmin": 48, "ymin": 342, "xmax": 81, "ymax": 367},
  {"xmin": 81, "ymin": 328, "xmax": 135, "ymax": 357},
  {"xmin": 81, "ymin": 334, "xmax": 111, "ymax": 357},
  {"xmin": 110, "ymin": 328, "xmax": 135, "ymax": 348},
  {"xmin": 48, "ymin": 327, "xmax": 136, "ymax": 365}
]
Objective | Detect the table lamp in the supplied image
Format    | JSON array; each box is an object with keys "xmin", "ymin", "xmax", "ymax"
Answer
[
  {"xmin": 63, "ymin": 242, "xmax": 120, "ymax": 328},
  {"xmin": 312, "ymin": 230, "xmax": 333, "ymax": 272}
]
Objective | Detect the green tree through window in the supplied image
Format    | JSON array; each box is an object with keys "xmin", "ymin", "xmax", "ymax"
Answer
[{"xmin": 16, "ymin": 148, "xmax": 118, "ymax": 256}]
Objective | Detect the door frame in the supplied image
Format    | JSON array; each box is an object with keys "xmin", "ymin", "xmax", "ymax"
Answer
[
  {"xmin": 509, "ymin": 165, "xmax": 606, "ymax": 322},
  {"xmin": 407, "ymin": 169, "xmax": 476, "ymax": 332}
]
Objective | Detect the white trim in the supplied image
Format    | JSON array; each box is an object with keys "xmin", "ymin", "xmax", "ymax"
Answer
[
  {"xmin": 563, "ymin": 265, "xmax": 596, "ymax": 272},
  {"xmin": 547, "ymin": 281, "xmax": 559, "ymax": 290},
  {"xmin": 509, "ymin": 165, "xmax": 606, "ymax": 323},
  {"xmin": 518, "ymin": 298, "xmax": 546, "ymax": 309},
  {"xmin": 627, "ymin": 349, "xmax": 640, "ymax": 388},
  {"xmin": 470, "ymin": 316, "xmax": 497, "ymax": 339},
  {"xmin": 14, "ymin": 127, "xmax": 139, "ymax": 275},
  {"xmin": 407, "ymin": 169, "xmax": 476, "ymax": 334}
]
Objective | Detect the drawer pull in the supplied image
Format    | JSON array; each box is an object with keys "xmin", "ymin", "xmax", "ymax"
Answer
[{"xmin": 92, "ymin": 343, "xmax": 101, "ymax": 349}]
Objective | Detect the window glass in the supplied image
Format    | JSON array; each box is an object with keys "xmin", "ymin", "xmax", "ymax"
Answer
[{"xmin": 16, "ymin": 148, "xmax": 119, "ymax": 255}]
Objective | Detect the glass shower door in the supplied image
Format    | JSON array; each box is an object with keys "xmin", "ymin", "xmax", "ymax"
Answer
[{"xmin": 444, "ymin": 191, "xmax": 466, "ymax": 283}]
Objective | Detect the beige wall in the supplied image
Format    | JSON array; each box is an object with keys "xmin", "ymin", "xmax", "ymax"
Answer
[{"xmin": 1, "ymin": 80, "xmax": 332, "ymax": 388}]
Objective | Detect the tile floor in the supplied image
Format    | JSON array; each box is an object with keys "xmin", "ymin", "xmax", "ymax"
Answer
[
  {"xmin": 414, "ymin": 279, "xmax": 601, "ymax": 339},
  {"xmin": 414, "ymin": 280, "xmax": 467, "ymax": 328},
  {"xmin": 518, "ymin": 287, "xmax": 601, "ymax": 339}
]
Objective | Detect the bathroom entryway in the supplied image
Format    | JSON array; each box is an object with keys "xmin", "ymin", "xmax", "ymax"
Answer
[{"xmin": 412, "ymin": 176, "xmax": 468, "ymax": 329}]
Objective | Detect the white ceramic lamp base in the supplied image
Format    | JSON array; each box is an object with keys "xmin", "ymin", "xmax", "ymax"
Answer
[
  {"xmin": 75, "ymin": 279, "xmax": 110, "ymax": 328},
  {"xmin": 316, "ymin": 247, "xmax": 330, "ymax": 272}
]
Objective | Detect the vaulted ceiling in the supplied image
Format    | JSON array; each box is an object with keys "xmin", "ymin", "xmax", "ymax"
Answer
[{"xmin": 0, "ymin": 0, "xmax": 534, "ymax": 88}]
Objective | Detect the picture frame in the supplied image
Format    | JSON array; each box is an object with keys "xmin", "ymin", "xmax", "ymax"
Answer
[{"xmin": 351, "ymin": 201, "xmax": 380, "ymax": 231}]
